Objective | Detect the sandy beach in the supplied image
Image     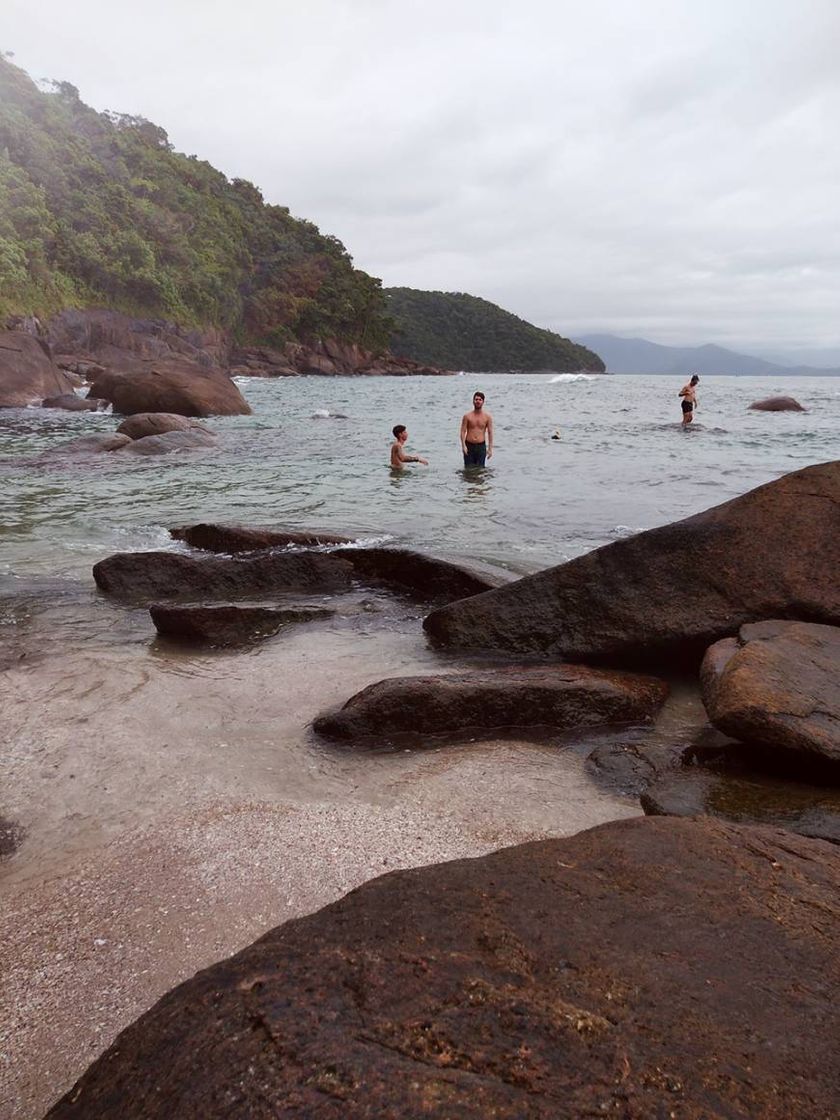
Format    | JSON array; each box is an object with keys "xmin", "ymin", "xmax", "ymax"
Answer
[{"xmin": 0, "ymin": 610, "xmax": 656, "ymax": 1119}]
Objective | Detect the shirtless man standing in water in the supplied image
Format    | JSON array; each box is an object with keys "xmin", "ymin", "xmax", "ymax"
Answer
[
  {"xmin": 679, "ymin": 374, "xmax": 699, "ymax": 425},
  {"xmin": 460, "ymin": 391, "xmax": 494, "ymax": 466}
]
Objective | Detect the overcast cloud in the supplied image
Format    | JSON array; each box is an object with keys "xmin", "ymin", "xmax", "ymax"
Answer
[{"xmin": 4, "ymin": 0, "xmax": 839, "ymax": 354}]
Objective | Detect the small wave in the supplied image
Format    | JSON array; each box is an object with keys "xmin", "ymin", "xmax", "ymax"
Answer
[
  {"xmin": 549, "ymin": 373, "xmax": 596, "ymax": 383},
  {"xmin": 311, "ymin": 409, "xmax": 349, "ymax": 420}
]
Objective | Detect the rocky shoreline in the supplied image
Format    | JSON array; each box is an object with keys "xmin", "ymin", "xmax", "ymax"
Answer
[
  {"xmin": 0, "ymin": 308, "xmax": 453, "ymax": 412},
  {"xmin": 2, "ymin": 457, "xmax": 838, "ymax": 1116}
]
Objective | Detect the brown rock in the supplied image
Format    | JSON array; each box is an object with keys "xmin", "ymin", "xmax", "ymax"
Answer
[
  {"xmin": 170, "ymin": 523, "xmax": 353, "ymax": 552},
  {"xmin": 45, "ymin": 309, "xmax": 227, "ymax": 369},
  {"xmin": 313, "ymin": 664, "xmax": 668, "ymax": 743},
  {"xmin": 88, "ymin": 361, "xmax": 250, "ymax": 417},
  {"xmin": 749, "ymin": 396, "xmax": 806, "ymax": 411},
  {"xmin": 116, "ymin": 412, "xmax": 206, "ymax": 439},
  {"xmin": 424, "ymin": 461, "xmax": 840, "ymax": 668},
  {"xmin": 149, "ymin": 604, "xmax": 334, "ymax": 646},
  {"xmin": 0, "ymin": 331, "xmax": 76, "ymax": 407},
  {"xmin": 119, "ymin": 429, "xmax": 218, "ymax": 455},
  {"xmin": 41, "ymin": 393, "xmax": 106, "ymax": 411},
  {"xmin": 343, "ymin": 547, "xmax": 505, "ymax": 603},
  {"xmin": 700, "ymin": 620, "xmax": 840, "ymax": 762},
  {"xmin": 44, "ymin": 817, "xmax": 840, "ymax": 1120},
  {"xmin": 49, "ymin": 433, "xmax": 133, "ymax": 454},
  {"xmin": 641, "ymin": 743, "xmax": 840, "ymax": 844},
  {"xmin": 92, "ymin": 550, "xmax": 354, "ymax": 602}
]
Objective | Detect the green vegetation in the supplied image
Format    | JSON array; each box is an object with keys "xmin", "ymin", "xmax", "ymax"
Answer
[
  {"xmin": 386, "ymin": 288, "xmax": 604, "ymax": 372},
  {"xmin": 0, "ymin": 55, "xmax": 392, "ymax": 349}
]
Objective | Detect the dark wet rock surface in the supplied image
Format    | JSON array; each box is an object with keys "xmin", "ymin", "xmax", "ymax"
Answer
[
  {"xmin": 313, "ymin": 665, "xmax": 668, "ymax": 744},
  {"xmin": 424, "ymin": 460, "xmax": 840, "ymax": 668},
  {"xmin": 93, "ymin": 550, "xmax": 354, "ymax": 603},
  {"xmin": 44, "ymin": 817, "xmax": 840, "ymax": 1120},
  {"xmin": 339, "ymin": 546, "xmax": 505, "ymax": 604},
  {"xmin": 701, "ymin": 619, "xmax": 840, "ymax": 762},
  {"xmin": 149, "ymin": 604, "xmax": 334, "ymax": 646},
  {"xmin": 641, "ymin": 742, "xmax": 840, "ymax": 844},
  {"xmin": 170, "ymin": 523, "xmax": 353, "ymax": 552}
]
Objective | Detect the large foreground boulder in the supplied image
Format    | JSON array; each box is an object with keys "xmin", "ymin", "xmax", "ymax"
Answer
[
  {"xmin": 93, "ymin": 550, "xmax": 354, "ymax": 602},
  {"xmin": 314, "ymin": 665, "xmax": 668, "ymax": 743},
  {"xmin": 424, "ymin": 461, "xmax": 840, "ymax": 667},
  {"xmin": 88, "ymin": 361, "xmax": 250, "ymax": 417},
  {"xmin": 170, "ymin": 523, "xmax": 353, "ymax": 551},
  {"xmin": 701, "ymin": 620, "xmax": 840, "ymax": 762},
  {"xmin": 44, "ymin": 817, "xmax": 840, "ymax": 1120},
  {"xmin": 0, "ymin": 331, "xmax": 75, "ymax": 407},
  {"xmin": 749, "ymin": 396, "xmax": 806, "ymax": 411},
  {"xmin": 149, "ymin": 604, "xmax": 333, "ymax": 646}
]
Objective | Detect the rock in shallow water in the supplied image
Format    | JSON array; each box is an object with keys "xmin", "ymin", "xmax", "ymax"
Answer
[
  {"xmin": 93, "ymin": 550, "xmax": 354, "ymax": 602},
  {"xmin": 149, "ymin": 603, "xmax": 334, "ymax": 646},
  {"xmin": 640, "ymin": 743, "xmax": 837, "ymax": 842},
  {"xmin": 119, "ymin": 428, "xmax": 218, "ymax": 455},
  {"xmin": 116, "ymin": 412, "xmax": 209, "ymax": 439},
  {"xmin": 170, "ymin": 523, "xmax": 354, "ymax": 551},
  {"xmin": 424, "ymin": 460, "xmax": 840, "ymax": 668},
  {"xmin": 88, "ymin": 360, "xmax": 251, "ymax": 417},
  {"xmin": 313, "ymin": 665, "xmax": 668, "ymax": 743},
  {"xmin": 43, "ymin": 817, "xmax": 840, "ymax": 1120},
  {"xmin": 701, "ymin": 619, "xmax": 840, "ymax": 762},
  {"xmin": 748, "ymin": 396, "xmax": 806, "ymax": 411}
]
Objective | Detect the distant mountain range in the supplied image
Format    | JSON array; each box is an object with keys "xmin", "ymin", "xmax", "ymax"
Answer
[{"xmin": 573, "ymin": 334, "xmax": 840, "ymax": 376}]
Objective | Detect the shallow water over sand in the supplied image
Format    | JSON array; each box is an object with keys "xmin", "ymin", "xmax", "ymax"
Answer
[{"xmin": 0, "ymin": 372, "xmax": 837, "ymax": 1117}]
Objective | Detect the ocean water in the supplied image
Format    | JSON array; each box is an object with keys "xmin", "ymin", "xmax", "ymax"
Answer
[{"xmin": 1, "ymin": 373, "xmax": 837, "ymax": 582}]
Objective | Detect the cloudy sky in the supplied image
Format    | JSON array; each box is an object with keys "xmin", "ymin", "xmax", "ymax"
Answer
[{"xmin": 4, "ymin": 0, "xmax": 839, "ymax": 358}]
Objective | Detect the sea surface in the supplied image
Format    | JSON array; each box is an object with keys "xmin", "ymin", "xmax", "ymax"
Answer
[{"xmin": 2, "ymin": 373, "xmax": 838, "ymax": 583}]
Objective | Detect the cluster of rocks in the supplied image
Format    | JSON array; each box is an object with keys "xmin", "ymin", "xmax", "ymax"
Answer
[
  {"xmin": 0, "ymin": 308, "xmax": 451, "ymax": 414},
  {"xmin": 40, "ymin": 461, "xmax": 840, "ymax": 1117},
  {"xmin": 229, "ymin": 338, "xmax": 450, "ymax": 377},
  {"xmin": 51, "ymin": 413, "xmax": 220, "ymax": 458}
]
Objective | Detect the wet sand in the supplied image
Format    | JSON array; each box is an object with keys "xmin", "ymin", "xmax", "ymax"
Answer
[{"xmin": 0, "ymin": 593, "xmax": 694, "ymax": 1119}]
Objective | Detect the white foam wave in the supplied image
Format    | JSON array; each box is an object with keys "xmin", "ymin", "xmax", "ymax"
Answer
[{"xmin": 549, "ymin": 373, "xmax": 596, "ymax": 384}]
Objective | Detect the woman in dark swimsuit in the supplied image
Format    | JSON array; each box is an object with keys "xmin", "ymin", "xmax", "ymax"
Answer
[{"xmin": 679, "ymin": 374, "xmax": 699, "ymax": 425}]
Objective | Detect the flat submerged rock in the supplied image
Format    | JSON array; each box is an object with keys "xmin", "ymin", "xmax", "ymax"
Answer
[
  {"xmin": 149, "ymin": 603, "xmax": 334, "ymax": 646},
  {"xmin": 314, "ymin": 664, "xmax": 667, "ymax": 743},
  {"xmin": 44, "ymin": 816, "xmax": 840, "ymax": 1120}
]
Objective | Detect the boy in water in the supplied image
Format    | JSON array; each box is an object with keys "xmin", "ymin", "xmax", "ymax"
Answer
[
  {"xmin": 460, "ymin": 391, "xmax": 494, "ymax": 466},
  {"xmin": 679, "ymin": 374, "xmax": 700, "ymax": 425},
  {"xmin": 390, "ymin": 425, "xmax": 429, "ymax": 469}
]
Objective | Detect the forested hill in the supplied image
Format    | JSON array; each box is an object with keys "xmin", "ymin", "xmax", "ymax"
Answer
[
  {"xmin": 0, "ymin": 55, "xmax": 391, "ymax": 350},
  {"xmin": 386, "ymin": 288, "xmax": 604, "ymax": 372}
]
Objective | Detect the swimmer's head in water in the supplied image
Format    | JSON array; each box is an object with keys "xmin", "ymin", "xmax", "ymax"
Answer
[
  {"xmin": 473, "ymin": 392, "xmax": 485, "ymax": 409},
  {"xmin": 392, "ymin": 424, "xmax": 407, "ymax": 442},
  {"xmin": 690, "ymin": 375, "xmax": 700, "ymax": 385}
]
